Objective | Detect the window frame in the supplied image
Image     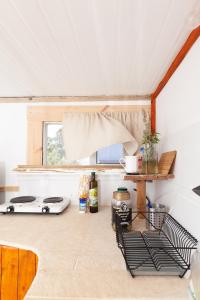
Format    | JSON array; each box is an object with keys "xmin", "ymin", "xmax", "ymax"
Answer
[{"xmin": 27, "ymin": 105, "xmax": 150, "ymax": 167}]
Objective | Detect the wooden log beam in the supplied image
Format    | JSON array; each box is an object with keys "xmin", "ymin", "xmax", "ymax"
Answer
[
  {"xmin": 151, "ymin": 95, "xmax": 156, "ymax": 134},
  {"xmin": 136, "ymin": 181, "xmax": 146, "ymax": 219},
  {"xmin": 152, "ymin": 25, "xmax": 200, "ymax": 99},
  {"xmin": 0, "ymin": 94, "xmax": 150, "ymax": 103}
]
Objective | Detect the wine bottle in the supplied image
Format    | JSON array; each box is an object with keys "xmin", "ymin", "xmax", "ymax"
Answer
[{"xmin": 89, "ymin": 172, "xmax": 98, "ymax": 213}]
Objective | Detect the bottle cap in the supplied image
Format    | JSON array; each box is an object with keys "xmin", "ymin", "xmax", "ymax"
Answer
[{"xmin": 117, "ymin": 187, "xmax": 128, "ymax": 192}]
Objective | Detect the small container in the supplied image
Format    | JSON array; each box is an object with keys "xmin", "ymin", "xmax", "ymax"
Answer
[
  {"xmin": 189, "ymin": 249, "xmax": 200, "ymax": 299},
  {"xmin": 79, "ymin": 197, "xmax": 87, "ymax": 213},
  {"xmin": 146, "ymin": 203, "xmax": 166, "ymax": 230},
  {"xmin": 79, "ymin": 174, "xmax": 90, "ymax": 213},
  {"xmin": 112, "ymin": 187, "xmax": 132, "ymax": 231},
  {"xmin": 138, "ymin": 147, "xmax": 144, "ymax": 174}
]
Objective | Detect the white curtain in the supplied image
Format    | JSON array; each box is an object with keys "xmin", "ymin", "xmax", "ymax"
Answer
[{"xmin": 62, "ymin": 110, "xmax": 149, "ymax": 161}]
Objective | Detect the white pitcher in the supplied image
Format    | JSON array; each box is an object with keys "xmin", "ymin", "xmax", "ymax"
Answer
[{"xmin": 119, "ymin": 156, "xmax": 138, "ymax": 173}]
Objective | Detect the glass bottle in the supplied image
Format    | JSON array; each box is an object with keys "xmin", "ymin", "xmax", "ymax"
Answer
[{"xmin": 89, "ymin": 172, "xmax": 98, "ymax": 213}]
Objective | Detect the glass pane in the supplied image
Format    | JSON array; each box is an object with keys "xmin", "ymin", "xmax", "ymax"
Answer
[
  {"xmin": 44, "ymin": 123, "xmax": 65, "ymax": 166},
  {"xmin": 96, "ymin": 144, "xmax": 123, "ymax": 164}
]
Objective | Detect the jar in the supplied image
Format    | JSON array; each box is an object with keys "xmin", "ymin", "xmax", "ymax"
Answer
[
  {"xmin": 112, "ymin": 187, "xmax": 132, "ymax": 231},
  {"xmin": 79, "ymin": 197, "xmax": 87, "ymax": 213},
  {"xmin": 143, "ymin": 143, "xmax": 158, "ymax": 174}
]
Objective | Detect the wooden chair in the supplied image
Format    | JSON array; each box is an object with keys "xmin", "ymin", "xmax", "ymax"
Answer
[{"xmin": 0, "ymin": 245, "xmax": 38, "ymax": 300}]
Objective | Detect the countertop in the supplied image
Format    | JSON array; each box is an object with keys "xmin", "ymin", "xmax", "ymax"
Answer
[{"xmin": 0, "ymin": 206, "xmax": 189, "ymax": 300}]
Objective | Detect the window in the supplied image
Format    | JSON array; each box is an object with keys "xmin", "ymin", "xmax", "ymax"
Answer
[
  {"xmin": 27, "ymin": 105, "xmax": 150, "ymax": 166},
  {"xmin": 96, "ymin": 144, "xmax": 124, "ymax": 164},
  {"xmin": 43, "ymin": 122, "xmax": 123, "ymax": 166},
  {"xmin": 43, "ymin": 122, "xmax": 65, "ymax": 165}
]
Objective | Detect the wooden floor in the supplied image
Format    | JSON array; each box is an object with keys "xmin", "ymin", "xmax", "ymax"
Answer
[{"xmin": 0, "ymin": 245, "xmax": 38, "ymax": 300}]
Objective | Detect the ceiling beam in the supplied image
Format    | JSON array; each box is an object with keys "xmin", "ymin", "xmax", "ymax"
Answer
[
  {"xmin": 151, "ymin": 95, "xmax": 156, "ymax": 133},
  {"xmin": 152, "ymin": 25, "xmax": 200, "ymax": 99},
  {"xmin": 151, "ymin": 25, "xmax": 200, "ymax": 133},
  {"xmin": 0, "ymin": 95, "xmax": 150, "ymax": 103}
]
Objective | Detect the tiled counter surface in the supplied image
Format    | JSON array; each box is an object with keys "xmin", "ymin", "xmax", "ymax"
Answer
[{"xmin": 0, "ymin": 206, "xmax": 189, "ymax": 300}]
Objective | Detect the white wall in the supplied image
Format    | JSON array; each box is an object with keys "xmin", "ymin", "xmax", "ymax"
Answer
[
  {"xmin": 156, "ymin": 39, "xmax": 200, "ymax": 240},
  {"xmin": 0, "ymin": 100, "xmax": 150, "ymax": 206},
  {"xmin": 0, "ymin": 104, "xmax": 27, "ymax": 185},
  {"xmin": 11, "ymin": 172, "xmax": 137, "ymax": 207}
]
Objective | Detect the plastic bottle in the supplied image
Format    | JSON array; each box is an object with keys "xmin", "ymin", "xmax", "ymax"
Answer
[
  {"xmin": 79, "ymin": 175, "xmax": 89, "ymax": 213},
  {"xmin": 189, "ymin": 249, "xmax": 200, "ymax": 299},
  {"xmin": 138, "ymin": 146, "xmax": 144, "ymax": 174},
  {"xmin": 79, "ymin": 197, "xmax": 87, "ymax": 213}
]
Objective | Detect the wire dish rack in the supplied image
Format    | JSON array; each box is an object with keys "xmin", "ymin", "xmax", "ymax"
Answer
[{"xmin": 116, "ymin": 212, "xmax": 198, "ymax": 277}]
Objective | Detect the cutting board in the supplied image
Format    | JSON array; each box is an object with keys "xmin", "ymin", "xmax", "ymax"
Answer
[{"xmin": 158, "ymin": 151, "xmax": 177, "ymax": 175}]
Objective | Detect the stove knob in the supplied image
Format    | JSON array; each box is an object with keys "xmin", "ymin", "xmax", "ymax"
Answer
[
  {"xmin": 42, "ymin": 206, "xmax": 49, "ymax": 214},
  {"xmin": 7, "ymin": 206, "xmax": 14, "ymax": 213}
]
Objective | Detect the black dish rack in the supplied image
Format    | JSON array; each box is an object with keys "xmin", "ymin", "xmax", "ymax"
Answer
[{"xmin": 116, "ymin": 212, "xmax": 198, "ymax": 277}]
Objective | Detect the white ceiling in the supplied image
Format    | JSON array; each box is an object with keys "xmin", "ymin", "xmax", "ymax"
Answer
[{"xmin": 0, "ymin": 0, "xmax": 200, "ymax": 97}]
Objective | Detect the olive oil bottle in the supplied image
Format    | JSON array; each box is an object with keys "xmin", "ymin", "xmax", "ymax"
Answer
[{"xmin": 89, "ymin": 172, "xmax": 98, "ymax": 213}]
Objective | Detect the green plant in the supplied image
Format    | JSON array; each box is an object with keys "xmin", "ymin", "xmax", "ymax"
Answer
[
  {"xmin": 47, "ymin": 128, "xmax": 65, "ymax": 165},
  {"xmin": 142, "ymin": 132, "xmax": 160, "ymax": 145},
  {"xmin": 141, "ymin": 119, "xmax": 160, "ymax": 174}
]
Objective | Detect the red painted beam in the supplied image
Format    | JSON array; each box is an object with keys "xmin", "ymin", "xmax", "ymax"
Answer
[
  {"xmin": 151, "ymin": 95, "xmax": 156, "ymax": 133},
  {"xmin": 151, "ymin": 25, "xmax": 200, "ymax": 132},
  {"xmin": 152, "ymin": 25, "xmax": 200, "ymax": 99}
]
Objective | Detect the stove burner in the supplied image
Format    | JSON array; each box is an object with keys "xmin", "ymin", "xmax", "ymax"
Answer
[
  {"xmin": 43, "ymin": 197, "xmax": 64, "ymax": 203},
  {"xmin": 10, "ymin": 196, "xmax": 36, "ymax": 203}
]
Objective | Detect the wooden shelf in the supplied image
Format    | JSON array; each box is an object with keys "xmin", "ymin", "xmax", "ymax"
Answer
[
  {"xmin": 124, "ymin": 173, "xmax": 174, "ymax": 182},
  {"xmin": 124, "ymin": 173, "xmax": 174, "ymax": 219},
  {"xmin": 0, "ymin": 186, "xmax": 20, "ymax": 192},
  {"xmin": 14, "ymin": 165, "xmax": 123, "ymax": 172}
]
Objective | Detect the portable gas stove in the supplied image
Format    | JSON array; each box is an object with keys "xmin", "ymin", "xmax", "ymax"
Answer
[{"xmin": 0, "ymin": 196, "xmax": 70, "ymax": 214}]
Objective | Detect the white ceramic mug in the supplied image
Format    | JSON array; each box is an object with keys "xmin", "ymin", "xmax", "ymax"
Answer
[{"xmin": 119, "ymin": 156, "xmax": 138, "ymax": 173}]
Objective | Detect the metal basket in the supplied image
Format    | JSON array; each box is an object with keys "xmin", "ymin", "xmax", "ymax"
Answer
[
  {"xmin": 146, "ymin": 203, "xmax": 166, "ymax": 230},
  {"xmin": 115, "ymin": 211, "xmax": 198, "ymax": 278}
]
